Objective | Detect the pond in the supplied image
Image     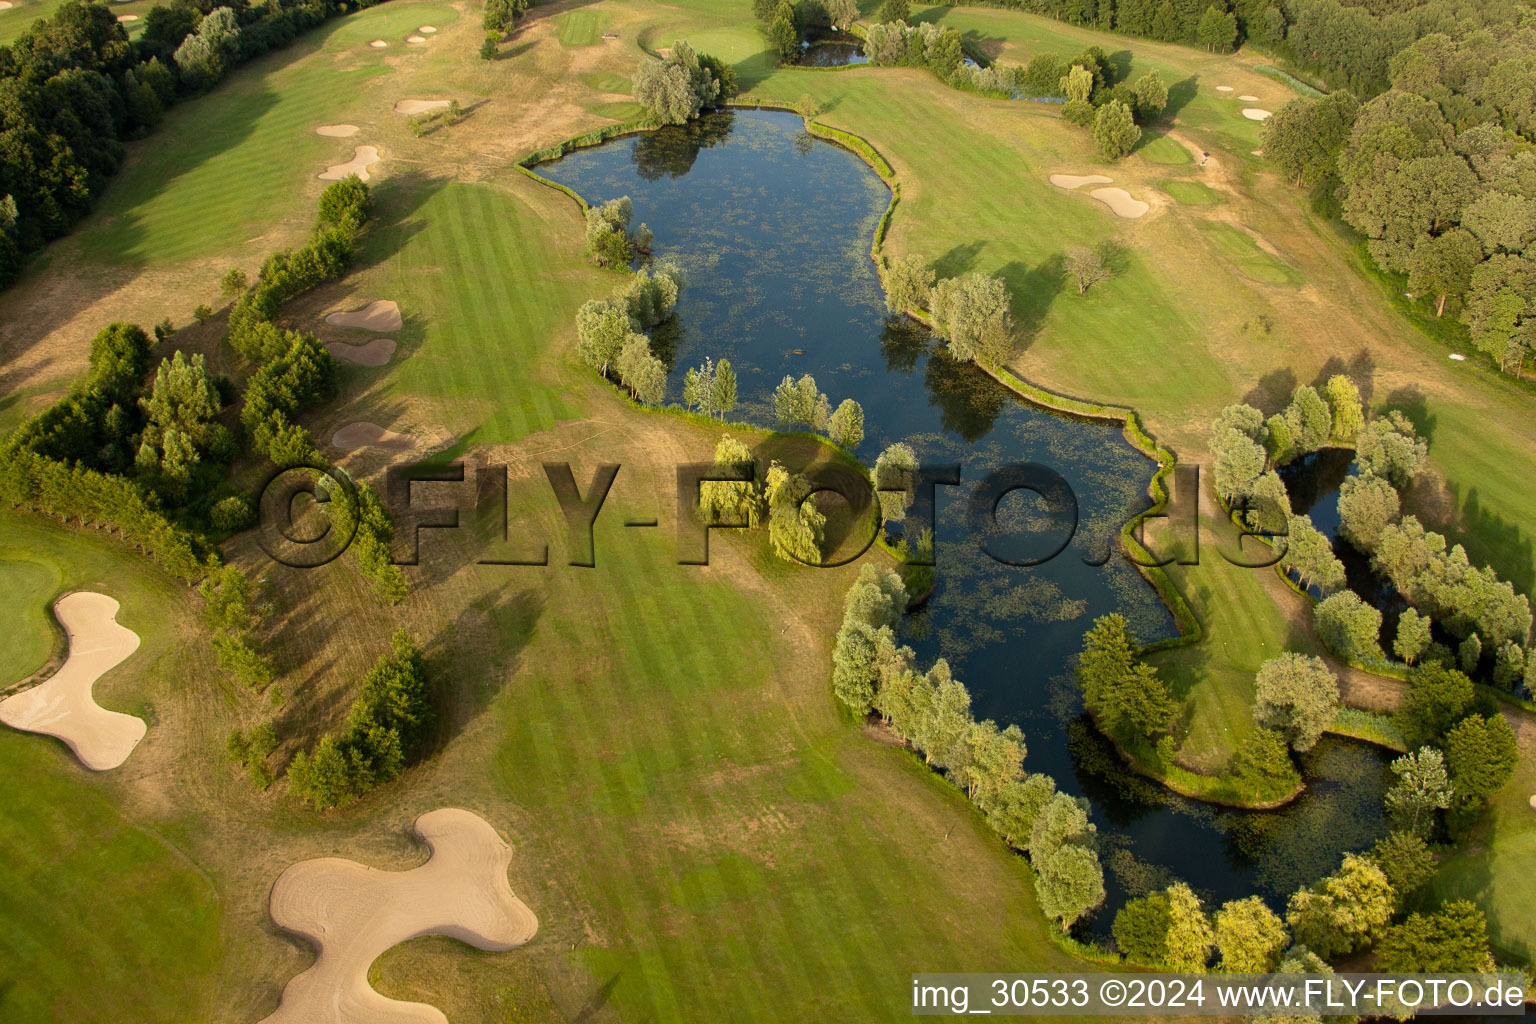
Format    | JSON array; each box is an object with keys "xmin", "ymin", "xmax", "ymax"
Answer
[
  {"xmin": 540, "ymin": 109, "xmax": 1391, "ymax": 928},
  {"xmin": 797, "ymin": 32, "xmax": 867, "ymax": 66},
  {"xmin": 1278, "ymin": 448, "xmax": 1408, "ymax": 643}
]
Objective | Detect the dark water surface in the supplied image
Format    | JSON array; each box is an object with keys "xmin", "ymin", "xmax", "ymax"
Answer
[
  {"xmin": 797, "ymin": 33, "xmax": 868, "ymax": 66},
  {"xmin": 542, "ymin": 109, "xmax": 1390, "ymax": 926}
]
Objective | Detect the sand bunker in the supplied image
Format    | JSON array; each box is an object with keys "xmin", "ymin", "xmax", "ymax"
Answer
[
  {"xmin": 418, "ymin": 25, "xmax": 437, "ymax": 32},
  {"xmin": 369, "ymin": 39, "xmax": 387, "ymax": 48},
  {"xmin": 316, "ymin": 124, "xmax": 360, "ymax": 137},
  {"xmin": 1238, "ymin": 94, "xmax": 1259, "ymax": 101},
  {"xmin": 1215, "ymin": 85, "xmax": 1233, "ymax": 92},
  {"xmin": 1529, "ymin": 794, "xmax": 1536, "ymax": 810},
  {"xmin": 326, "ymin": 339, "xmax": 396, "ymax": 366},
  {"xmin": 1090, "ymin": 187, "xmax": 1149, "ymax": 218},
  {"xmin": 1242, "ymin": 108, "xmax": 1272, "ymax": 121},
  {"xmin": 0, "ymin": 3, "xmax": 14, "ymax": 10},
  {"xmin": 394, "ymin": 99, "xmax": 450, "ymax": 115},
  {"xmin": 261, "ymin": 809, "xmax": 538, "ymax": 1024},
  {"xmin": 116, "ymin": 13, "xmax": 136, "ymax": 21},
  {"xmin": 319, "ymin": 145, "xmax": 380, "ymax": 183},
  {"xmin": 331, "ymin": 422, "xmax": 415, "ymax": 450},
  {"xmin": 326, "ymin": 299, "xmax": 401, "ymax": 331},
  {"xmin": 0, "ymin": 593, "xmax": 145, "ymax": 771},
  {"xmin": 1049, "ymin": 173, "xmax": 1113, "ymax": 190},
  {"xmin": 406, "ymin": 34, "xmax": 426, "ymax": 43}
]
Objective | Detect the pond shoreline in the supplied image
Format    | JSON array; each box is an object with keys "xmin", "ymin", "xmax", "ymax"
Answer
[{"xmin": 517, "ymin": 109, "xmax": 1376, "ymax": 820}]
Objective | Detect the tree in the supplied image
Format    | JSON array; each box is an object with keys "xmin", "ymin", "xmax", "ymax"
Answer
[
  {"xmin": 824, "ymin": 0, "xmax": 858, "ymax": 29},
  {"xmin": 1075, "ymin": 614, "xmax": 1137, "ymax": 714},
  {"xmin": 1163, "ymin": 883, "xmax": 1214, "ymax": 971},
  {"xmin": 874, "ymin": 441, "xmax": 918, "ymax": 521},
  {"xmin": 616, "ymin": 335, "xmax": 667, "ymax": 405},
  {"xmin": 986, "ymin": 773, "xmax": 1056, "ymax": 849},
  {"xmin": 635, "ymin": 42, "xmax": 722, "ymax": 125},
  {"xmin": 1093, "ymin": 100, "xmax": 1140, "ymax": 160},
  {"xmin": 1061, "ymin": 64, "xmax": 1093, "ymax": 103},
  {"xmin": 766, "ymin": 461, "xmax": 826, "ymax": 563},
  {"xmin": 954, "ymin": 719, "xmax": 1027, "ymax": 805},
  {"xmin": 885, "ymin": 254, "xmax": 934, "ymax": 313},
  {"xmin": 928, "ymin": 272, "xmax": 1014, "ymax": 365},
  {"xmin": 1131, "ymin": 69, "xmax": 1167, "ymax": 121},
  {"xmin": 1065, "ymin": 245, "xmax": 1111, "ymax": 294},
  {"xmin": 832, "ymin": 565, "xmax": 907, "ymax": 715},
  {"xmin": 1284, "ymin": 385, "xmax": 1332, "ymax": 456},
  {"xmin": 1262, "ymin": 92, "xmax": 1360, "ymax": 189},
  {"xmin": 1279, "ymin": 515, "xmax": 1347, "ymax": 595},
  {"xmin": 1395, "ymin": 663, "xmax": 1474, "ymax": 746},
  {"xmin": 1315, "ymin": 591, "xmax": 1383, "ymax": 662},
  {"xmin": 1254, "ymin": 653, "xmax": 1339, "ymax": 752},
  {"xmin": 769, "ymin": 2, "xmax": 800, "ymax": 61},
  {"xmin": 1285, "ymin": 853, "xmax": 1395, "ymax": 960},
  {"xmin": 1228, "ymin": 728, "xmax": 1299, "ymax": 794},
  {"xmin": 1407, "ymin": 229, "xmax": 1480, "ymax": 317},
  {"xmin": 221, "ymin": 267, "xmax": 247, "ymax": 300},
  {"xmin": 1459, "ymin": 633, "xmax": 1482, "ymax": 673},
  {"xmin": 828, "ymin": 399, "xmax": 864, "ymax": 449},
  {"xmin": 876, "ymin": 0, "xmax": 908, "ymax": 22},
  {"xmin": 1114, "ymin": 891, "xmax": 1171, "ymax": 963},
  {"xmin": 1385, "ymin": 746, "xmax": 1452, "ymax": 837},
  {"xmin": 1246, "ymin": 471, "xmax": 1292, "ymax": 537},
  {"xmin": 698, "ymin": 434, "xmax": 763, "ymax": 528},
  {"xmin": 712, "ymin": 359, "xmax": 737, "ymax": 419},
  {"xmin": 585, "ymin": 196, "xmax": 637, "ymax": 267},
  {"xmin": 1212, "ymin": 426, "xmax": 1267, "ymax": 502},
  {"xmin": 1369, "ymin": 831, "xmax": 1437, "ymax": 909},
  {"xmin": 1394, "ymin": 608, "xmax": 1432, "ymax": 666},
  {"xmin": 1321, "ymin": 376, "xmax": 1363, "ymax": 445},
  {"xmin": 1356, "ymin": 411, "xmax": 1428, "ymax": 488},
  {"xmin": 1376, "ymin": 901, "xmax": 1495, "ymax": 973},
  {"xmin": 1036, "ymin": 843, "xmax": 1106, "ymax": 930},
  {"xmin": 1443, "ymin": 713, "xmax": 1518, "ymax": 808},
  {"xmin": 1336, "ymin": 472, "xmax": 1399, "ymax": 551},
  {"xmin": 483, "ymin": 0, "xmax": 528, "ymax": 32},
  {"xmin": 1195, "ymin": 5, "xmax": 1237, "ymax": 52},
  {"xmin": 575, "ymin": 299, "xmax": 634, "ymax": 375},
  {"xmin": 193, "ymin": 303, "xmax": 214, "ymax": 322},
  {"xmin": 773, "ymin": 374, "xmax": 830, "ymax": 430},
  {"xmin": 1214, "ymin": 896, "xmax": 1288, "ymax": 973},
  {"xmin": 479, "ymin": 33, "xmax": 498, "ymax": 60}
]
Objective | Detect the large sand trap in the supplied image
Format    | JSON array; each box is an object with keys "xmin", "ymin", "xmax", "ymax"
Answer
[
  {"xmin": 326, "ymin": 339, "xmax": 396, "ymax": 366},
  {"xmin": 418, "ymin": 25, "xmax": 437, "ymax": 32},
  {"xmin": 394, "ymin": 99, "xmax": 450, "ymax": 115},
  {"xmin": 0, "ymin": 593, "xmax": 145, "ymax": 771},
  {"xmin": 261, "ymin": 809, "xmax": 538, "ymax": 1024},
  {"xmin": 1215, "ymin": 85, "xmax": 1233, "ymax": 92},
  {"xmin": 369, "ymin": 39, "xmax": 387, "ymax": 47},
  {"xmin": 1090, "ymin": 187, "xmax": 1149, "ymax": 218},
  {"xmin": 406, "ymin": 34, "xmax": 426, "ymax": 43},
  {"xmin": 319, "ymin": 146, "xmax": 380, "ymax": 183},
  {"xmin": 331, "ymin": 422, "xmax": 415, "ymax": 450},
  {"xmin": 116, "ymin": 13, "xmax": 136, "ymax": 20},
  {"xmin": 0, "ymin": 4, "xmax": 14, "ymax": 10},
  {"xmin": 1049, "ymin": 173, "xmax": 1113, "ymax": 190},
  {"xmin": 316, "ymin": 124, "xmax": 360, "ymax": 137},
  {"xmin": 1242, "ymin": 108, "xmax": 1272, "ymax": 121},
  {"xmin": 326, "ymin": 299, "xmax": 402, "ymax": 331}
]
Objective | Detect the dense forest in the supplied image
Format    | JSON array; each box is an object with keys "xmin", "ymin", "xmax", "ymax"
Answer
[{"xmin": 0, "ymin": 0, "xmax": 394, "ymax": 287}]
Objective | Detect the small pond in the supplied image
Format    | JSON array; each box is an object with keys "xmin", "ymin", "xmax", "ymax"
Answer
[
  {"xmin": 1278, "ymin": 448, "xmax": 1409, "ymax": 643},
  {"xmin": 541, "ymin": 109, "xmax": 1392, "ymax": 928},
  {"xmin": 797, "ymin": 32, "xmax": 868, "ymax": 66}
]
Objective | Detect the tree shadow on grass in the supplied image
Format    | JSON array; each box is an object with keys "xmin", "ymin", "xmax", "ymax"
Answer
[
  {"xmin": 422, "ymin": 581, "xmax": 545, "ymax": 753},
  {"xmin": 1308, "ymin": 350, "xmax": 1376, "ymax": 410},
  {"xmin": 931, "ymin": 240, "xmax": 985, "ymax": 279},
  {"xmin": 1242, "ymin": 367, "xmax": 1298, "ymax": 415},
  {"xmin": 1164, "ymin": 75, "xmax": 1200, "ymax": 120}
]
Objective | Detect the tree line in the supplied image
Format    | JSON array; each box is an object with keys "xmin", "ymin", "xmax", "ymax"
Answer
[
  {"xmin": 0, "ymin": 0, "xmax": 394, "ymax": 288},
  {"xmin": 287, "ymin": 630, "xmax": 432, "ymax": 808},
  {"xmin": 1263, "ymin": 18, "xmax": 1536, "ymax": 378},
  {"xmin": 832, "ymin": 564, "xmax": 1109, "ymax": 931},
  {"xmin": 636, "ymin": 40, "xmax": 738, "ymax": 125}
]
